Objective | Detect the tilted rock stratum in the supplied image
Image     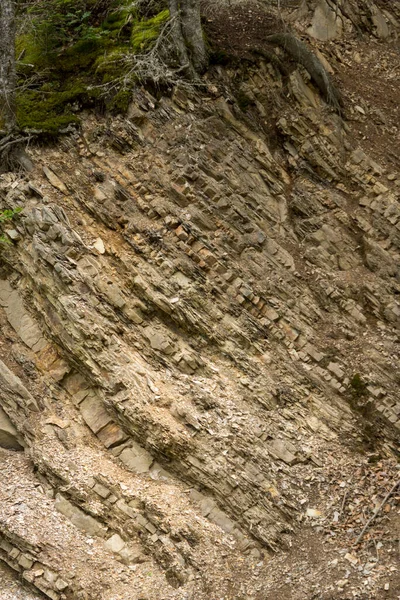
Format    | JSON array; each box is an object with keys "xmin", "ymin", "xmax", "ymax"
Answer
[{"xmin": 0, "ymin": 1, "xmax": 399, "ymax": 598}]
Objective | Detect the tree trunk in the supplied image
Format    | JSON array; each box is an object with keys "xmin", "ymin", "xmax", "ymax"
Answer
[
  {"xmin": 0, "ymin": 0, "xmax": 17, "ymax": 132},
  {"xmin": 0, "ymin": 1, "xmax": 33, "ymax": 171},
  {"xmin": 168, "ymin": 0, "xmax": 193, "ymax": 77},
  {"xmin": 180, "ymin": 0, "xmax": 208, "ymax": 74},
  {"xmin": 168, "ymin": 0, "xmax": 208, "ymax": 77}
]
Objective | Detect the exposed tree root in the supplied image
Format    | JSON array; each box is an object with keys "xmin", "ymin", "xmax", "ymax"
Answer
[
  {"xmin": 252, "ymin": 46, "xmax": 291, "ymax": 77},
  {"xmin": 0, "ymin": 132, "xmax": 33, "ymax": 173},
  {"xmin": 265, "ymin": 33, "xmax": 342, "ymax": 111}
]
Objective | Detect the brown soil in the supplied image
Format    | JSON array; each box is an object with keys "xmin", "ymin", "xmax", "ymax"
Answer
[
  {"xmin": 202, "ymin": 0, "xmax": 283, "ymax": 58},
  {"xmin": 337, "ymin": 40, "xmax": 400, "ymax": 170}
]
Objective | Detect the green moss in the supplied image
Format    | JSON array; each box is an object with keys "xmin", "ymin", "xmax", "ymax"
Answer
[
  {"xmin": 93, "ymin": 47, "xmax": 131, "ymax": 83},
  {"xmin": 131, "ymin": 10, "xmax": 169, "ymax": 53},
  {"xmin": 107, "ymin": 89, "xmax": 132, "ymax": 113},
  {"xmin": 15, "ymin": 3, "xmax": 169, "ymax": 133},
  {"xmin": 102, "ymin": 6, "xmax": 134, "ymax": 32},
  {"xmin": 0, "ymin": 208, "xmax": 23, "ymax": 244},
  {"xmin": 57, "ymin": 39, "xmax": 108, "ymax": 72},
  {"xmin": 17, "ymin": 87, "xmax": 84, "ymax": 133}
]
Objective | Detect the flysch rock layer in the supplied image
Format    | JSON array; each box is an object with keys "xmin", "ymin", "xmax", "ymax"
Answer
[{"xmin": 0, "ymin": 1, "xmax": 399, "ymax": 599}]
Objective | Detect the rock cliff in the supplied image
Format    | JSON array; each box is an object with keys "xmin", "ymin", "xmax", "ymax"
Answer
[{"xmin": 0, "ymin": 1, "xmax": 399, "ymax": 599}]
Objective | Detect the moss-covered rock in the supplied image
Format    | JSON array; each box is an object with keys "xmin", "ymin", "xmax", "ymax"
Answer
[{"xmin": 15, "ymin": 2, "xmax": 169, "ymax": 133}]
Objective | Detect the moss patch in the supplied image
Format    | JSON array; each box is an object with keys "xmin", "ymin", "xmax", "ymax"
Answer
[
  {"xmin": 15, "ymin": 2, "xmax": 169, "ymax": 133},
  {"xmin": 131, "ymin": 10, "xmax": 169, "ymax": 53},
  {"xmin": 17, "ymin": 87, "xmax": 84, "ymax": 133}
]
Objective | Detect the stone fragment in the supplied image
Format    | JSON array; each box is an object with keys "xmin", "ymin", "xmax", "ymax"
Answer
[
  {"xmin": 43, "ymin": 167, "xmax": 68, "ymax": 194},
  {"xmin": 93, "ymin": 237, "xmax": 105, "ymax": 254},
  {"xmin": 373, "ymin": 181, "xmax": 388, "ymax": 195},
  {"xmin": 263, "ymin": 307, "xmax": 280, "ymax": 321},
  {"xmin": 175, "ymin": 225, "xmax": 189, "ymax": 241},
  {"xmin": 55, "ymin": 579, "xmax": 68, "ymax": 591},
  {"xmin": 0, "ymin": 539, "xmax": 12, "ymax": 553},
  {"xmin": 5, "ymin": 229, "xmax": 20, "ymax": 241},
  {"xmin": 77, "ymin": 256, "xmax": 100, "ymax": 278},
  {"xmin": 170, "ymin": 182, "xmax": 189, "ymax": 206},
  {"xmin": 0, "ymin": 280, "xmax": 46, "ymax": 352},
  {"xmin": 93, "ymin": 482, "xmax": 111, "ymax": 499},
  {"xmin": 97, "ymin": 422, "xmax": 128, "ymax": 448},
  {"xmin": 79, "ymin": 395, "xmax": 112, "ymax": 434},
  {"xmin": 118, "ymin": 544, "xmax": 146, "ymax": 565},
  {"xmin": 44, "ymin": 570, "xmax": 57, "ymax": 584},
  {"xmin": 62, "ymin": 372, "xmax": 90, "ymax": 397},
  {"xmin": 9, "ymin": 547, "xmax": 20, "ymax": 560},
  {"xmin": 327, "ymin": 362, "xmax": 344, "ymax": 380},
  {"xmin": 119, "ymin": 442, "xmax": 154, "ymax": 474},
  {"xmin": 143, "ymin": 327, "xmax": 174, "ymax": 354},
  {"xmin": 42, "ymin": 589, "xmax": 59, "ymax": 600},
  {"xmin": 208, "ymin": 507, "xmax": 236, "ymax": 534},
  {"xmin": 0, "ymin": 406, "xmax": 23, "ymax": 450},
  {"xmin": 55, "ymin": 494, "xmax": 107, "ymax": 537},
  {"xmin": 105, "ymin": 534, "xmax": 126, "ymax": 554},
  {"xmin": 0, "ymin": 359, "xmax": 39, "ymax": 412},
  {"xmin": 96, "ymin": 278, "xmax": 126, "ymax": 309},
  {"xmin": 267, "ymin": 439, "xmax": 297, "ymax": 465},
  {"xmin": 127, "ymin": 102, "xmax": 146, "ymax": 123},
  {"xmin": 345, "ymin": 552, "xmax": 358, "ymax": 565},
  {"xmin": 94, "ymin": 186, "xmax": 107, "ymax": 201},
  {"xmin": 48, "ymin": 359, "xmax": 70, "ymax": 382},
  {"xmin": 290, "ymin": 71, "xmax": 319, "ymax": 109},
  {"xmin": 371, "ymin": 6, "xmax": 389, "ymax": 38},
  {"xmin": 123, "ymin": 307, "xmax": 144, "ymax": 324},
  {"xmin": 306, "ymin": 508, "xmax": 322, "ymax": 518},
  {"xmin": 32, "ymin": 569, "xmax": 44, "ymax": 578},
  {"xmin": 171, "ymin": 271, "xmax": 191, "ymax": 288},
  {"xmin": 26, "ymin": 182, "xmax": 43, "ymax": 198},
  {"xmin": 145, "ymin": 522, "xmax": 157, "ymax": 534},
  {"xmin": 307, "ymin": 0, "xmax": 342, "ymax": 41},
  {"xmin": 115, "ymin": 499, "xmax": 137, "ymax": 519},
  {"xmin": 135, "ymin": 513, "xmax": 148, "ymax": 527},
  {"xmin": 18, "ymin": 555, "xmax": 34, "ymax": 569}
]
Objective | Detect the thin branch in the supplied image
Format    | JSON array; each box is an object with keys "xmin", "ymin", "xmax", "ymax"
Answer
[
  {"xmin": 91, "ymin": 13, "xmax": 200, "ymax": 95},
  {"xmin": 354, "ymin": 480, "xmax": 400, "ymax": 546},
  {"xmin": 339, "ymin": 490, "xmax": 348, "ymax": 519}
]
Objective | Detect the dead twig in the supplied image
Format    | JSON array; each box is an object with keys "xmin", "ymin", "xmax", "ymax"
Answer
[
  {"xmin": 339, "ymin": 490, "xmax": 348, "ymax": 519},
  {"xmin": 354, "ymin": 480, "xmax": 400, "ymax": 546},
  {"xmin": 92, "ymin": 13, "xmax": 201, "ymax": 97}
]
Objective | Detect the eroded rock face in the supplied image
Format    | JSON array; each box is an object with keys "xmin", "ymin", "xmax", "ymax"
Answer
[
  {"xmin": 0, "ymin": 2, "xmax": 399, "ymax": 598},
  {"xmin": 307, "ymin": 0, "xmax": 343, "ymax": 41}
]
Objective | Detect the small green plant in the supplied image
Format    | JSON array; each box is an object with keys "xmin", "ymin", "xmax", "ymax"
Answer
[
  {"xmin": 349, "ymin": 373, "xmax": 368, "ymax": 399},
  {"xmin": 235, "ymin": 89, "xmax": 254, "ymax": 112},
  {"xmin": 0, "ymin": 207, "xmax": 23, "ymax": 244}
]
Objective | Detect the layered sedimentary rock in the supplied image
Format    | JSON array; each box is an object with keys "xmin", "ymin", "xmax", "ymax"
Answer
[{"xmin": 0, "ymin": 1, "xmax": 399, "ymax": 598}]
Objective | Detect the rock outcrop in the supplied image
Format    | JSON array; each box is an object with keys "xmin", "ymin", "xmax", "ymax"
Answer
[{"xmin": 0, "ymin": 1, "xmax": 399, "ymax": 598}]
